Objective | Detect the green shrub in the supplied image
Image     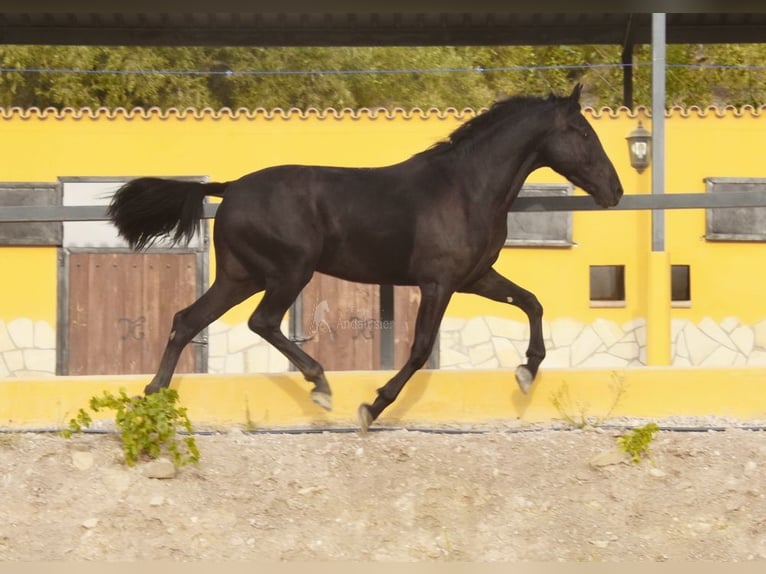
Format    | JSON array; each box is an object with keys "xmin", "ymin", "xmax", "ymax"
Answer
[
  {"xmin": 616, "ymin": 422, "xmax": 660, "ymax": 464},
  {"xmin": 63, "ymin": 387, "xmax": 199, "ymax": 467}
]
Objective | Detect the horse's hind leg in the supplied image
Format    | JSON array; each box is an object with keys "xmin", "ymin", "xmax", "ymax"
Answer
[
  {"xmin": 459, "ymin": 268, "xmax": 545, "ymax": 394},
  {"xmin": 145, "ymin": 277, "xmax": 260, "ymax": 395},
  {"xmin": 248, "ymin": 277, "xmax": 333, "ymax": 411}
]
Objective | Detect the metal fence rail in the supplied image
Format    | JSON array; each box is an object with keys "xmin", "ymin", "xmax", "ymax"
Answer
[{"xmin": 3, "ymin": 191, "xmax": 766, "ymax": 222}]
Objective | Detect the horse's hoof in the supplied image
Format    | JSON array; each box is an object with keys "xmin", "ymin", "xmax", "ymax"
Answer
[
  {"xmin": 310, "ymin": 390, "xmax": 333, "ymax": 412},
  {"xmin": 515, "ymin": 365, "xmax": 534, "ymax": 394},
  {"xmin": 357, "ymin": 404, "xmax": 373, "ymax": 435},
  {"xmin": 144, "ymin": 383, "xmax": 160, "ymax": 395}
]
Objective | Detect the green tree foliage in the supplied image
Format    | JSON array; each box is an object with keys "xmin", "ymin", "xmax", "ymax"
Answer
[{"xmin": 1, "ymin": 44, "xmax": 764, "ymax": 110}]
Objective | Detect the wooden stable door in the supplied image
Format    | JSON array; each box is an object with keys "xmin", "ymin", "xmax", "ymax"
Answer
[
  {"xmin": 66, "ymin": 252, "xmax": 199, "ymax": 375},
  {"xmin": 295, "ymin": 272, "xmax": 424, "ymax": 371}
]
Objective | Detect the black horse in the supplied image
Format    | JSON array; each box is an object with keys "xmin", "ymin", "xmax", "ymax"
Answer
[{"xmin": 108, "ymin": 84, "xmax": 623, "ymax": 432}]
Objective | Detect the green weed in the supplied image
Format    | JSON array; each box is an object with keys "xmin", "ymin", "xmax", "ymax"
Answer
[
  {"xmin": 550, "ymin": 372, "xmax": 627, "ymax": 429},
  {"xmin": 617, "ymin": 422, "xmax": 660, "ymax": 464},
  {"xmin": 62, "ymin": 387, "xmax": 199, "ymax": 467}
]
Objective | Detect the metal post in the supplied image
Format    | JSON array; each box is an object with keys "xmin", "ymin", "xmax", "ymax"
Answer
[
  {"xmin": 621, "ymin": 43, "xmax": 634, "ymax": 109},
  {"xmin": 620, "ymin": 14, "xmax": 635, "ymax": 109},
  {"xmin": 647, "ymin": 12, "xmax": 671, "ymax": 367},
  {"xmin": 651, "ymin": 12, "xmax": 666, "ymax": 252},
  {"xmin": 379, "ymin": 284, "xmax": 395, "ymax": 369}
]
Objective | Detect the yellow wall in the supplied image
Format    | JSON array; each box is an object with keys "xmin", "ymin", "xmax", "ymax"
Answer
[
  {"xmin": 0, "ymin": 248, "xmax": 57, "ymax": 322},
  {"xmin": 1, "ymin": 105, "xmax": 765, "ymax": 335}
]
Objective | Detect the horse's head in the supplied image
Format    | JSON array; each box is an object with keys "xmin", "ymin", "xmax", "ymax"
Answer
[{"xmin": 539, "ymin": 84, "xmax": 623, "ymax": 208}]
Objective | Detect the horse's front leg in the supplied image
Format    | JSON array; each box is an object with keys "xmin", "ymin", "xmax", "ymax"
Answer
[
  {"xmin": 459, "ymin": 267, "xmax": 544, "ymax": 394},
  {"xmin": 358, "ymin": 282, "xmax": 452, "ymax": 433}
]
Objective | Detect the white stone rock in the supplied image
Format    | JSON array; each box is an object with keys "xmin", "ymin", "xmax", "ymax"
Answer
[
  {"xmin": 8, "ymin": 318, "xmax": 34, "ymax": 349},
  {"xmin": 492, "ymin": 337, "xmax": 522, "ymax": 368},
  {"xmin": 734, "ymin": 354, "xmax": 748, "ymax": 367},
  {"xmin": 207, "ymin": 321, "xmax": 228, "ymax": 335},
  {"xmin": 72, "ymin": 451, "xmax": 94, "ymax": 470},
  {"xmin": 755, "ymin": 319, "xmax": 766, "ymax": 350},
  {"xmin": 207, "ymin": 330, "xmax": 227, "ymax": 356},
  {"xmin": 592, "ymin": 318, "xmax": 624, "ymax": 348},
  {"xmin": 701, "ymin": 345, "xmax": 739, "ymax": 367},
  {"xmin": 266, "ymin": 347, "xmax": 289, "ymax": 372},
  {"xmin": 617, "ymin": 330, "xmax": 637, "ymax": 344},
  {"xmin": 579, "ymin": 353, "xmax": 629, "ymax": 368},
  {"xmin": 33, "ymin": 320, "xmax": 56, "ymax": 350},
  {"xmin": 550, "ymin": 318, "xmax": 583, "ymax": 348},
  {"xmin": 621, "ymin": 318, "xmax": 646, "ymax": 333},
  {"xmin": 747, "ymin": 350, "xmax": 766, "ymax": 366},
  {"xmin": 544, "ymin": 347, "xmax": 571, "ymax": 368},
  {"xmin": 674, "ymin": 331, "xmax": 689, "ymax": 359},
  {"xmin": 608, "ymin": 341, "xmax": 640, "ymax": 362},
  {"xmin": 3, "ymin": 350, "xmax": 24, "ymax": 373},
  {"xmin": 477, "ymin": 357, "xmax": 499, "ymax": 369},
  {"xmin": 698, "ymin": 317, "xmax": 737, "ymax": 350},
  {"xmin": 468, "ymin": 342, "xmax": 495, "ymax": 366},
  {"xmin": 0, "ymin": 357, "xmax": 9, "ymax": 378},
  {"xmin": 15, "ymin": 370, "xmax": 55, "ymax": 378},
  {"xmin": 245, "ymin": 345, "xmax": 270, "ymax": 372},
  {"xmin": 22, "ymin": 349, "xmax": 55, "ymax": 373},
  {"xmin": 207, "ymin": 356, "xmax": 225, "ymax": 373},
  {"xmin": 542, "ymin": 320, "xmax": 552, "ymax": 342},
  {"xmin": 224, "ymin": 353, "xmax": 246, "ymax": 374},
  {"xmin": 143, "ymin": 458, "xmax": 177, "ymax": 480},
  {"xmin": 571, "ymin": 326, "xmax": 605, "ymax": 366},
  {"xmin": 442, "ymin": 363, "xmax": 466, "ymax": 371},
  {"xmin": 440, "ymin": 348, "xmax": 470, "ymax": 368},
  {"xmin": 0, "ymin": 321, "xmax": 15, "ymax": 353},
  {"xmin": 683, "ymin": 323, "xmax": 720, "ymax": 366},
  {"xmin": 439, "ymin": 328, "xmax": 460, "ymax": 345},
  {"xmin": 590, "ymin": 448, "xmax": 628, "ymax": 467},
  {"xmin": 440, "ymin": 317, "xmax": 466, "ymax": 333},
  {"xmin": 101, "ymin": 468, "xmax": 132, "ymax": 493},
  {"xmin": 227, "ymin": 322, "xmax": 257, "ymax": 354},
  {"xmin": 672, "ymin": 356, "xmax": 692, "ymax": 367},
  {"xmin": 511, "ymin": 339, "xmax": 530, "ymax": 358},
  {"xmin": 689, "ymin": 522, "xmax": 713, "ymax": 535},
  {"xmin": 635, "ymin": 325, "xmax": 647, "ymax": 347},
  {"xmin": 485, "ymin": 316, "xmax": 527, "ymax": 340},
  {"xmin": 730, "ymin": 325, "xmax": 755, "ymax": 356},
  {"xmin": 460, "ymin": 317, "xmax": 491, "ymax": 347},
  {"xmin": 82, "ymin": 518, "xmax": 99, "ymax": 529},
  {"xmin": 720, "ymin": 316, "xmax": 740, "ymax": 333},
  {"xmin": 671, "ymin": 319, "xmax": 688, "ymax": 341}
]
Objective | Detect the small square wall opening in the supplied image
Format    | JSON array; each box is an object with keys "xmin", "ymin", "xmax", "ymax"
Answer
[
  {"xmin": 671, "ymin": 264, "xmax": 691, "ymax": 306},
  {"xmin": 590, "ymin": 265, "xmax": 625, "ymax": 306}
]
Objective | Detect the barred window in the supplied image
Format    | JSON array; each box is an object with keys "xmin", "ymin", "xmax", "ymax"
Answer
[
  {"xmin": 705, "ymin": 177, "xmax": 766, "ymax": 242},
  {"xmin": 505, "ymin": 183, "xmax": 573, "ymax": 247}
]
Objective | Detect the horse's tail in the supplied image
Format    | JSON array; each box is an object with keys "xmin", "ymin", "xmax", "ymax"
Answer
[{"xmin": 107, "ymin": 177, "xmax": 228, "ymax": 250}]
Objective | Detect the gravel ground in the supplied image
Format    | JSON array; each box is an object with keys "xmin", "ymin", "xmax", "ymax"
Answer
[{"xmin": 2, "ymin": 417, "xmax": 766, "ymax": 562}]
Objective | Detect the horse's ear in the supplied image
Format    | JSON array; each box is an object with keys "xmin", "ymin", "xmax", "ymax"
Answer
[{"xmin": 570, "ymin": 83, "xmax": 583, "ymax": 102}]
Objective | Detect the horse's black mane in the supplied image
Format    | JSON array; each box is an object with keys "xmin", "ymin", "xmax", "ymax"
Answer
[{"xmin": 418, "ymin": 91, "xmax": 572, "ymax": 158}]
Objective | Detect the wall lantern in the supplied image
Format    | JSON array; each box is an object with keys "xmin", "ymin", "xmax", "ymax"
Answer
[{"xmin": 626, "ymin": 120, "xmax": 652, "ymax": 173}]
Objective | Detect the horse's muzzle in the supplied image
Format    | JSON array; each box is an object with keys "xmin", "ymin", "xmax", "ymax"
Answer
[{"xmin": 600, "ymin": 184, "xmax": 624, "ymax": 208}]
